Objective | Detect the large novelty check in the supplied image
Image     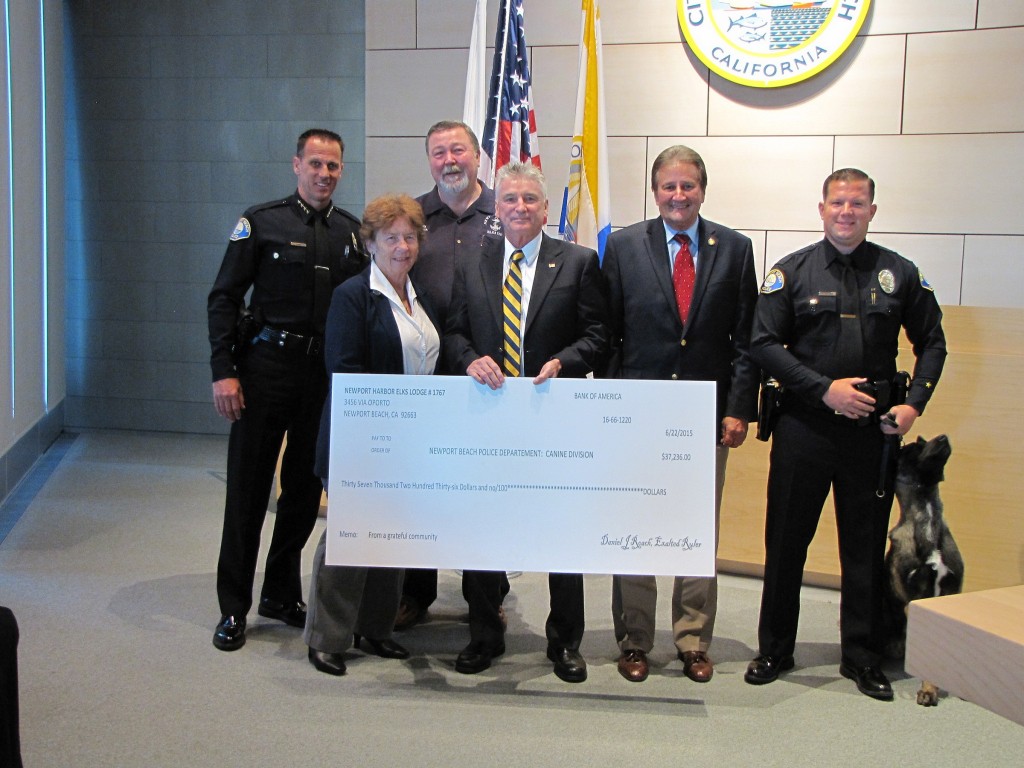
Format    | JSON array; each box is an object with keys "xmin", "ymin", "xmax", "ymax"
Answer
[{"xmin": 326, "ymin": 373, "xmax": 716, "ymax": 576}]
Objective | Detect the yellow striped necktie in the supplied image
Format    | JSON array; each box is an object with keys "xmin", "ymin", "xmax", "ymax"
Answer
[{"xmin": 502, "ymin": 249, "xmax": 526, "ymax": 376}]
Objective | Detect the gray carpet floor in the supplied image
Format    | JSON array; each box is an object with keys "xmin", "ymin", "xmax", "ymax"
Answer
[{"xmin": 1, "ymin": 430, "xmax": 1021, "ymax": 767}]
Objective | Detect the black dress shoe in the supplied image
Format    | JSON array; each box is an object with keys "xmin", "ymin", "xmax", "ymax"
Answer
[
  {"xmin": 547, "ymin": 647, "xmax": 587, "ymax": 683},
  {"xmin": 354, "ymin": 634, "xmax": 410, "ymax": 660},
  {"xmin": 455, "ymin": 640, "xmax": 505, "ymax": 674},
  {"xmin": 308, "ymin": 647, "xmax": 346, "ymax": 676},
  {"xmin": 744, "ymin": 654, "xmax": 794, "ymax": 684},
  {"xmin": 257, "ymin": 597, "xmax": 307, "ymax": 628},
  {"xmin": 212, "ymin": 615, "xmax": 246, "ymax": 651},
  {"xmin": 840, "ymin": 662, "xmax": 893, "ymax": 701}
]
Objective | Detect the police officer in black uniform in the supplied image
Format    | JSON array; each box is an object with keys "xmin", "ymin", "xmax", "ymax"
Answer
[
  {"xmin": 744, "ymin": 168, "xmax": 946, "ymax": 700},
  {"xmin": 207, "ymin": 128, "xmax": 366, "ymax": 651}
]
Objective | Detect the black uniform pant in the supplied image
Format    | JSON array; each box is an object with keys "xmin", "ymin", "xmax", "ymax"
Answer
[
  {"xmin": 463, "ymin": 570, "xmax": 583, "ymax": 651},
  {"xmin": 0, "ymin": 606, "xmax": 22, "ymax": 768},
  {"xmin": 401, "ymin": 568, "xmax": 439, "ymax": 610},
  {"xmin": 756, "ymin": 409, "xmax": 895, "ymax": 668},
  {"xmin": 216, "ymin": 342, "xmax": 327, "ymax": 618}
]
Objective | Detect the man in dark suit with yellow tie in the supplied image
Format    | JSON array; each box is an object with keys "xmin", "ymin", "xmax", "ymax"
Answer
[
  {"xmin": 445, "ymin": 161, "xmax": 609, "ymax": 681},
  {"xmin": 602, "ymin": 145, "xmax": 759, "ymax": 684}
]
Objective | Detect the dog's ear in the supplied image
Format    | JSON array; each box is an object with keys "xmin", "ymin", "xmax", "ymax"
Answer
[{"xmin": 916, "ymin": 436, "xmax": 927, "ymax": 446}]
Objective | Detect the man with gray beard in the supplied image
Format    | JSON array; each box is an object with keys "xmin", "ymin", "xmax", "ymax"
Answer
[{"xmin": 394, "ymin": 120, "xmax": 506, "ymax": 630}]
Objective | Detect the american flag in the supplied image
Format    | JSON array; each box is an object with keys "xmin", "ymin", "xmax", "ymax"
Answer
[{"xmin": 479, "ymin": 0, "xmax": 541, "ymax": 186}]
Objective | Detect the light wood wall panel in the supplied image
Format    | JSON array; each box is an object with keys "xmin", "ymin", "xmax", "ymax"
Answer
[
  {"xmin": 867, "ymin": 0, "xmax": 977, "ymax": 34},
  {"xmin": 533, "ymin": 44, "xmax": 710, "ymax": 139},
  {"xmin": 708, "ymin": 35, "xmax": 906, "ymax": 137},
  {"xmin": 524, "ymin": 0, "xmax": 581, "ymax": 46},
  {"xmin": 366, "ymin": 0, "xmax": 416, "ymax": 49},
  {"xmin": 607, "ymin": 44, "xmax": 710, "ymax": 137},
  {"xmin": 962, "ymin": 236, "xmax": 1024, "ymax": 309},
  {"xmin": 737, "ymin": 229, "xmax": 768, "ymax": 285},
  {"xmin": 904, "ymin": 28, "xmax": 1024, "ymax": 135},
  {"xmin": 366, "ymin": 49, "xmax": 464, "ymax": 136},
  {"xmin": 978, "ymin": 0, "xmax": 1024, "ymax": 28},
  {"xmin": 366, "ymin": 137, "xmax": 432, "ymax": 202},
  {"xmin": 600, "ymin": 0, "xmax": 683, "ymax": 44},
  {"xmin": 530, "ymin": 45, "xmax": 579, "ymax": 138},
  {"xmin": 606, "ymin": 138, "xmax": 649, "ymax": 227},
  {"xmin": 418, "ymin": 0, "xmax": 480, "ymax": 48},
  {"xmin": 835, "ymin": 134, "xmax": 1024, "ymax": 236}
]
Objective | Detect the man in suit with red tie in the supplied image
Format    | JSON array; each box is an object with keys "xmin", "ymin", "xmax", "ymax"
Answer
[
  {"xmin": 445, "ymin": 161, "xmax": 610, "ymax": 681},
  {"xmin": 601, "ymin": 145, "xmax": 759, "ymax": 683}
]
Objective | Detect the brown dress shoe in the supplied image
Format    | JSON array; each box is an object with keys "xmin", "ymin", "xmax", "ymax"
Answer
[
  {"xmin": 679, "ymin": 650, "xmax": 713, "ymax": 683},
  {"xmin": 617, "ymin": 649, "xmax": 649, "ymax": 682},
  {"xmin": 393, "ymin": 597, "xmax": 426, "ymax": 632}
]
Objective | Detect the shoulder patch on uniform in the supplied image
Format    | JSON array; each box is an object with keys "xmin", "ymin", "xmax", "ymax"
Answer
[
  {"xmin": 919, "ymin": 269, "xmax": 934, "ymax": 292},
  {"xmin": 760, "ymin": 268, "xmax": 785, "ymax": 294},
  {"xmin": 230, "ymin": 217, "xmax": 251, "ymax": 241}
]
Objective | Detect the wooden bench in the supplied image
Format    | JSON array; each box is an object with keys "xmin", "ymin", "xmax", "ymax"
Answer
[{"xmin": 906, "ymin": 585, "xmax": 1024, "ymax": 724}]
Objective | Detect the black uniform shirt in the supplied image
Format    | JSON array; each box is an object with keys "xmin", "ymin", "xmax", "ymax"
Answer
[
  {"xmin": 412, "ymin": 184, "xmax": 497, "ymax": 329},
  {"xmin": 207, "ymin": 192, "xmax": 366, "ymax": 382},
  {"xmin": 751, "ymin": 238, "xmax": 946, "ymax": 414}
]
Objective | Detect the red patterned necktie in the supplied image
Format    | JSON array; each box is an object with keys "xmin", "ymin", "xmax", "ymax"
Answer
[{"xmin": 672, "ymin": 232, "xmax": 695, "ymax": 325}]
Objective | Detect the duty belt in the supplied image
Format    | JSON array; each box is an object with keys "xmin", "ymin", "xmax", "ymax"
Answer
[{"xmin": 255, "ymin": 326, "xmax": 323, "ymax": 356}]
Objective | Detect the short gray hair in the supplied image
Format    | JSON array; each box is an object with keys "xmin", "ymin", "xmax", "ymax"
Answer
[{"xmin": 495, "ymin": 162, "xmax": 548, "ymax": 201}]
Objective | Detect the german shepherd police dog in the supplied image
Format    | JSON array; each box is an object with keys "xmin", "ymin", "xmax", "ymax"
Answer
[{"xmin": 883, "ymin": 434, "xmax": 964, "ymax": 706}]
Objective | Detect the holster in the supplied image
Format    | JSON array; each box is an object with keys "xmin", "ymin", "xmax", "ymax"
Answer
[
  {"xmin": 891, "ymin": 370, "xmax": 910, "ymax": 408},
  {"xmin": 854, "ymin": 371, "xmax": 911, "ymax": 425},
  {"xmin": 874, "ymin": 371, "xmax": 911, "ymax": 496},
  {"xmin": 234, "ymin": 306, "xmax": 262, "ymax": 352},
  {"xmin": 756, "ymin": 377, "xmax": 783, "ymax": 442}
]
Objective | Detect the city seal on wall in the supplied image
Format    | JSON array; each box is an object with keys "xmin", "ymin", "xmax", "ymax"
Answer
[{"xmin": 677, "ymin": 1, "xmax": 872, "ymax": 89}]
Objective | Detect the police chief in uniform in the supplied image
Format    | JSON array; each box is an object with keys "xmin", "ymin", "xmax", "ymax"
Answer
[
  {"xmin": 745, "ymin": 168, "xmax": 946, "ymax": 700},
  {"xmin": 207, "ymin": 129, "xmax": 366, "ymax": 651}
]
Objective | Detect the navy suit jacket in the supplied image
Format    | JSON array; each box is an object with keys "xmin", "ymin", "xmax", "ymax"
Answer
[
  {"xmin": 445, "ymin": 232, "xmax": 609, "ymax": 378},
  {"xmin": 314, "ymin": 267, "xmax": 442, "ymax": 482},
  {"xmin": 601, "ymin": 216, "xmax": 759, "ymax": 425}
]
